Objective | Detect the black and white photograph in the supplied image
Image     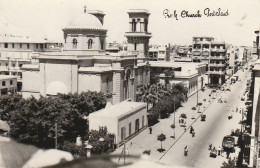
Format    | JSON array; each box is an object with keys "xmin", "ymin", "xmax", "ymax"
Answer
[{"xmin": 0, "ymin": 0, "xmax": 259, "ymax": 167}]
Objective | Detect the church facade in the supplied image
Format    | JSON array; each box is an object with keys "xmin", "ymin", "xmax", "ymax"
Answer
[{"xmin": 22, "ymin": 8, "xmax": 152, "ymax": 104}]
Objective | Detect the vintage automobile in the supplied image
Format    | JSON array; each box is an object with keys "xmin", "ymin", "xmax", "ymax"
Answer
[
  {"xmin": 201, "ymin": 114, "xmax": 206, "ymax": 121},
  {"xmin": 222, "ymin": 135, "xmax": 235, "ymax": 152}
]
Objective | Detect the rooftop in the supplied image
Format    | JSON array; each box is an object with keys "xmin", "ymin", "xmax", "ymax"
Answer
[
  {"xmin": 0, "ymin": 75, "xmax": 17, "ymax": 80},
  {"xmin": 89, "ymin": 101, "xmax": 146, "ymax": 119},
  {"xmin": 127, "ymin": 9, "xmax": 150, "ymax": 14}
]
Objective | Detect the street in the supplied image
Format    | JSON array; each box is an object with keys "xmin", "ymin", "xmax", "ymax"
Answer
[
  {"xmin": 114, "ymin": 68, "xmax": 250, "ymax": 168},
  {"xmin": 159, "ymin": 69, "xmax": 249, "ymax": 167}
]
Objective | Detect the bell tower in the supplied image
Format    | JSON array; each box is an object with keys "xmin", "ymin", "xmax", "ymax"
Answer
[{"xmin": 125, "ymin": 9, "xmax": 152, "ymax": 62}]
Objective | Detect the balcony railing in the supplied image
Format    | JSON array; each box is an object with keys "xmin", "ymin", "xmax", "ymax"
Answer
[
  {"xmin": 211, "ymin": 48, "xmax": 227, "ymax": 52},
  {"xmin": 209, "ymin": 63, "xmax": 226, "ymax": 67},
  {"xmin": 209, "ymin": 56, "xmax": 226, "ymax": 60},
  {"xmin": 208, "ymin": 71, "xmax": 225, "ymax": 75}
]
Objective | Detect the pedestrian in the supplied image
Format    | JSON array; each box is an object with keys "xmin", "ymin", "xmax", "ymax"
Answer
[
  {"xmin": 184, "ymin": 127, "xmax": 186, "ymax": 132},
  {"xmin": 209, "ymin": 143, "xmax": 212, "ymax": 150},
  {"xmin": 149, "ymin": 127, "xmax": 152, "ymax": 134},
  {"xmin": 130, "ymin": 141, "xmax": 132, "ymax": 146},
  {"xmin": 184, "ymin": 146, "xmax": 188, "ymax": 156},
  {"xmin": 192, "ymin": 130, "xmax": 195, "ymax": 137},
  {"xmin": 190, "ymin": 126, "xmax": 193, "ymax": 134},
  {"xmin": 218, "ymin": 146, "xmax": 221, "ymax": 156},
  {"xmin": 226, "ymin": 151, "xmax": 230, "ymax": 159}
]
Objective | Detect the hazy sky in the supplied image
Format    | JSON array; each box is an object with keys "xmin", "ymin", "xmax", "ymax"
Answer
[{"xmin": 0, "ymin": 0, "xmax": 259, "ymax": 46}]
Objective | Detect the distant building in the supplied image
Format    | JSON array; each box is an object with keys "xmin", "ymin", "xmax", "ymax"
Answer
[
  {"xmin": 192, "ymin": 36, "xmax": 214, "ymax": 63},
  {"xmin": 106, "ymin": 41, "xmax": 121, "ymax": 53},
  {"xmin": 148, "ymin": 44, "xmax": 170, "ymax": 61},
  {"xmin": 176, "ymin": 45, "xmax": 190, "ymax": 57},
  {"xmin": 208, "ymin": 41, "xmax": 227, "ymax": 86},
  {"xmin": 150, "ymin": 61, "xmax": 207, "ymax": 97},
  {"xmin": 0, "ymin": 34, "xmax": 62, "ymax": 91},
  {"xmin": 89, "ymin": 101, "xmax": 147, "ymax": 146},
  {"xmin": 0, "ymin": 75, "xmax": 17, "ymax": 96},
  {"xmin": 226, "ymin": 46, "xmax": 238, "ymax": 76}
]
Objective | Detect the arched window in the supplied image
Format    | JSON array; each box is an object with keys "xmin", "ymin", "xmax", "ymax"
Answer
[
  {"xmin": 132, "ymin": 19, "xmax": 136, "ymax": 32},
  {"xmin": 72, "ymin": 39, "xmax": 77, "ymax": 49},
  {"xmin": 88, "ymin": 39, "xmax": 93, "ymax": 49}
]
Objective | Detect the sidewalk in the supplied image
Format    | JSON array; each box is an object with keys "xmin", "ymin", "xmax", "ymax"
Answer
[{"xmin": 113, "ymin": 86, "xmax": 220, "ymax": 161}]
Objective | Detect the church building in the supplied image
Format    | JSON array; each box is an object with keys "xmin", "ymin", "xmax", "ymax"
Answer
[{"xmin": 22, "ymin": 7, "xmax": 152, "ymax": 104}]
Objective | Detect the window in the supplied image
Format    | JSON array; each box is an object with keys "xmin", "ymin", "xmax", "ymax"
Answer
[
  {"xmin": 45, "ymin": 44, "xmax": 47, "ymax": 48},
  {"xmin": 19, "ymin": 64, "xmax": 23, "ymax": 67},
  {"xmin": 27, "ymin": 43, "xmax": 29, "ymax": 49},
  {"xmin": 132, "ymin": 19, "xmax": 136, "ymax": 32},
  {"xmin": 121, "ymin": 127, "xmax": 126, "ymax": 140},
  {"xmin": 12, "ymin": 63, "xmax": 15, "ymax": 67},
  {"xmin": 134, "ymin": 43, "xmax": 137, "ymax": 51},
  {"xmin": 100, "ymin": 39, "xmax": 104, "ymax": 50},
  {"xmin": 36, "ymin": 44, "xmax": 38, "ymax": 49},
  {"xmin": 2, "ymin": 81, "xmax": 5, "ymax": 86},
  {"xmin": 72, "ymin": 39, "xmax": 78, "ymax": 49},
  {"xmin": 4, "ymin": 43, "xmax": 8, "ymax": 48},
  {"xmin": 5, "ymin": 63, "xmax": 8, "ymax": 66},
  {"xmin": 12, "ymin": 43, "xmax": 15, "ymax": 48},
  {"xmin": 129, "ymin": 123, "xmax": 132, "ymax": 135},
  {"xmin": 20, "ymin": 43, "xmax": 22, "ymax": 48},
  {"xmin": 142, "ymin": 116, "xmax": 144, "ymax": 127},
  {"xmin": 88, "ymin": 39, "xmax": 93, "ymax": 49},
  {"xmin": 106, "ymin": 77, "xmax": 109, "ymax": 93},
  {"xmin": 40, "ymin": 44, "xmax": 43, "ymax": 49}
]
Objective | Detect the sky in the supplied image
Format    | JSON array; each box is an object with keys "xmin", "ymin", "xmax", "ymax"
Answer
[{"xmin": 0, "ymin": 0, "xmax": 259, "ymax": 46}]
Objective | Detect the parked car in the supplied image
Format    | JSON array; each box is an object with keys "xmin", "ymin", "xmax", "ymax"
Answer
[{"xmin": 222, "ymin": 135, "xmax": 235, "ymax": 152}]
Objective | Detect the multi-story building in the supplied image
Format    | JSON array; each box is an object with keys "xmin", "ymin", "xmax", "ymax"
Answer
[
  {"xmin": 192, "ymin": 36, "xmax": 214, "ymax": 63},
  {"xmin": 176, "ymin": 45, "xmax": 189, "ymax": 57},
  {"xmin": 148, "ymin": 44, "xmax": 170, "ymax": 61},
  {"xmin": 0, "ymin": 75, "xmax": 17, "ymax": 96},
  {"xmin": 226, "ymin": 45, "xmax": 239, "ymax": 76},
  {"xmin": 0, "ymin": 34, "xmax": 62, "ymax": 91},
  {"xmin": 22, "ymin": 8, "xmax": 151, "ymax": 104},
  {"xmin": 208, "ymin": 41, "xmax": 227, "ymax": 86}
]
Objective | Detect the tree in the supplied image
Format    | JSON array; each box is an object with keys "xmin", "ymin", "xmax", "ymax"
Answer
[
  {"xmin": 157, "ymin": 133, "xmax": 166, "ymax": 152},
  {"xmin": 88, "ymin": 127, "xmax": 115, "ymax": 155},
  {"xmin": 163, "ymin": 69, "xmax": 175, "ymax": 90},
  {"xmin": 221, "ymin": 157, "xmax": 237, "ymax": 168}
]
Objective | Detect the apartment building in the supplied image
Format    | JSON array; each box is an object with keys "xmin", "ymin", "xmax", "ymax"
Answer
[
  {"xmin": 0, "ymin": 34, "xmax": 62, "ymax": 91},
  {"xmin": 208, "ymin": 42, "xmax": 227, "ymax": 86}
]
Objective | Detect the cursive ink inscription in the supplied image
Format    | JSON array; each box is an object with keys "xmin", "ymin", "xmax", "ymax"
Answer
[{"xmin": 163, "ymin": 8, "xmax": 229, "ymax": 20}]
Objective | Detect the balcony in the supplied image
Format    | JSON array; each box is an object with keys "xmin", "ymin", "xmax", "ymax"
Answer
[
  {"xmin": 211, "ymin": 48, "xmax": 227, "ymax": 52},
  {"xmin": 209, "ymin": 63, "xmax": 226, "ymax": 67},
  {"xmin": 202, "ymin": 51, "xmax": 210, "ymax": 56},
  {"xmin": 193, "ymin": 51, "xmax": 201, "ymax": 56},
  {"xmin": 209, "ymin": 56, "xmax": 226, "ymax": 60},
  {"xmin": 208, "ymin": 71, "xmax": 225, "ymax": 75}
]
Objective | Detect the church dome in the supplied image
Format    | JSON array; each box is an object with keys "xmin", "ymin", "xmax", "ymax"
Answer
[{"xmin": 65, "ymin": 13, "xmax": 104, "ymax": 30}]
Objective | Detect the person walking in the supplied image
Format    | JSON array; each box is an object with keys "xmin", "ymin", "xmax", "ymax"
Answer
[
  {"xmin": 192, "ymin": 130, "xmax": 195, "ymax": 137},
  {"xmin": 218, "ymin": 146, "xmax": 221, "ymax": 156},
  {"xmin": 209, "ymin": 143, "xmax": 212, "ymax": 150},
  {"xmin": 149, "ymin": 127, "xmax": 152, "ymax": 134},
  {"xmin": 184, "ymin": 146, "xmax": 188, "ymax": 156},
  {"xmin": 190, "ymin": 126, "xmax": 193, "ymax": 134}
]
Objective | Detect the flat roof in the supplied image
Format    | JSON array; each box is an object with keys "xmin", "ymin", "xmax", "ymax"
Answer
[
  {"xmin": 90, "ymin": 101, "xmax": 146, "ymax": 119},
  {"xmin": 0, "ymin": 75, "xmax": 17, "ymax": 80}
]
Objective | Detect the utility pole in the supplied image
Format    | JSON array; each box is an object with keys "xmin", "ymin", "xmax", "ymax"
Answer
[{"xmin": 173, "ymin": 97, "xmax": 176, "ymax": 138}]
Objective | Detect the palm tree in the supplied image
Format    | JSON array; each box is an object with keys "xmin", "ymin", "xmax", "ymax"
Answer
[{"xmin": 157, "ymin": 133, "xmax": 166, "ymax": 152}]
